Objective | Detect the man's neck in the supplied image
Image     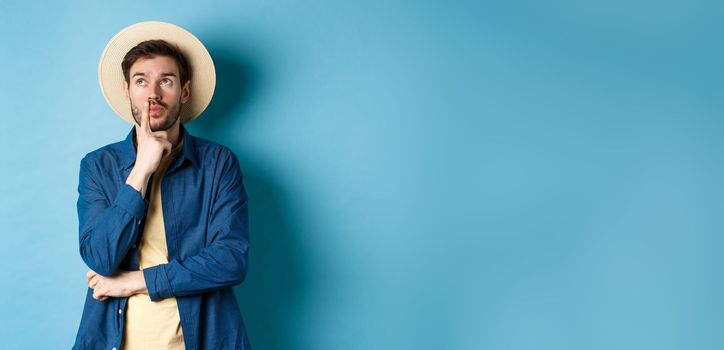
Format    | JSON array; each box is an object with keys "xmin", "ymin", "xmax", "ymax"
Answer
[{"xmin": 165, "ymin": 122, "xmax": 182, "ymax": 149}]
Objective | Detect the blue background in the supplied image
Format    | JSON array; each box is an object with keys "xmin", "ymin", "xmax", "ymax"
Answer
[{"xmin": 1, "ymin": 0, "xmax": 723, "ymax": 349}]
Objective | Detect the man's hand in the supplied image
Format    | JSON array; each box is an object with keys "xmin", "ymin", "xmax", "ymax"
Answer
[
  {"xmin": 86, "ymin": 269, "xmax": 148, "ymax": 301},
  {"xmin": 125, "ymin": 100, "xmax": 172, "ymax": 197}
]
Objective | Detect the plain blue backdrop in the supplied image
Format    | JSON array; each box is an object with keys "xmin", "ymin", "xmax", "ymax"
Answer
[{"xmin": 1, "ymin": 0, "xmax": 723, "ymax": 349}]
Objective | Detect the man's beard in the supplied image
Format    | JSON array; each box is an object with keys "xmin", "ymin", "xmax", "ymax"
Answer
[{"xmin": 130, "ymin": 100, "xmax": 183, "ymax": 132}]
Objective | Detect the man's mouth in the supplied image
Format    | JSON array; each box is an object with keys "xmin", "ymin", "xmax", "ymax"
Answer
[{"xmin": 149, "ymin": 104, "xmax": 165, "ymax": 114}]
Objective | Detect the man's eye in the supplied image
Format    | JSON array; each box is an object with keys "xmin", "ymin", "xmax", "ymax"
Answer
[
  {"xmin": 135, "ymin": 79, "xmax": 146, "ymax": 85},
  {"xmin": 161, "ymin": 79, "xmax": 172, "ymax": 85}
]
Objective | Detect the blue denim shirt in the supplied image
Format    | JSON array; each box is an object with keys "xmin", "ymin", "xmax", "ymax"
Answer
[{"xmin": 73, "ymin": 124, "xmax": 251, "ymax": 350}]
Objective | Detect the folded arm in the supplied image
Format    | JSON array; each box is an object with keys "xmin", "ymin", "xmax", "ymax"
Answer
[{"xmin": 143, "ymin": 151, "xmax": 250, "ymax": 301}]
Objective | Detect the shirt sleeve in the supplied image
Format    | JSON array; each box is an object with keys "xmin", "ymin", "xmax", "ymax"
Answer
[
  {"xmin": 143, "ymin": 150, "xmax": 250, "ymax": 301},
  {"xmin": 77, "ymin": 155, "xmax": 147, "ymax": 276}
]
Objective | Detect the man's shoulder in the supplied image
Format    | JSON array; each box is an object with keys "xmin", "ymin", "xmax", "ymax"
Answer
[
  {"xmin": 191, "ymin": 135, "xmax": 239, "ymax": 164},
  {"xmin": 80, "ymin": 139, "xmax": 127, "ymax": 166}
]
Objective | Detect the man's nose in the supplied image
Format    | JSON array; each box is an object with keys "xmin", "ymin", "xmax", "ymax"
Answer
[{"xmin": 148, "ymin": 85, "xmax": 162, "ymax": 101}]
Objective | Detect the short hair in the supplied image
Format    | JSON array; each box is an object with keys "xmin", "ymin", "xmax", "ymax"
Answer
[{"xmin": 121, "ymin": 39, "xmax": 191, "ymax": 85}]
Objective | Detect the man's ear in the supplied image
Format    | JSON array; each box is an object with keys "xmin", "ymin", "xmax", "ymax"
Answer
[
  {"xmin": 122, "ymin": 80, "xmax": 129, "ymax": 101},
  {"xmin": 181, "ymin": 80, "xmax": 191, "ymax": 104}
]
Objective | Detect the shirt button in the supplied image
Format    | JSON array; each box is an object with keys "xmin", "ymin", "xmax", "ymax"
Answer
[
  {"xmin": 137, "ymin": 219, "xmax": 141, "ymax": 225},
  {"xmin": 118, "ymin": 308, "xmax": 122, "ymax": 315},
  {"xmin": 132, "ymin": 244, "xmax": 137, "ymax": 248},
  {"xmin": 112, "ymin": 347, "xmax": 117, "ymax": 350}
]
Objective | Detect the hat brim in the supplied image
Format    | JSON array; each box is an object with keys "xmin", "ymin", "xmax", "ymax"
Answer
[{"xmin": 98, "ymin": 21, "xmax": 216, "ymax": 125}]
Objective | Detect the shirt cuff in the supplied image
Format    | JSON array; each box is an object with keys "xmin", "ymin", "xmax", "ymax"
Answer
[
  {"xmin": 143, "ymin": 264, "xmax": 174, "ymax": 301},
  {"xmin": 114, "ymin": 183, "xmax": 147, "ymax": 221}
]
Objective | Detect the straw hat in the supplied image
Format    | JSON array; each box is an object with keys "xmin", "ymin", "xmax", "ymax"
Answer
[{"xmin": 98, "ymin": 21, "xmax": 216, "ymax": 124}]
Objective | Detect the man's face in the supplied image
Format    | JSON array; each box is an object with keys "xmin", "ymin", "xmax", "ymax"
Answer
[{"xmin": 123, "ymin": 55, "xmax": 191, "ymax": 132}]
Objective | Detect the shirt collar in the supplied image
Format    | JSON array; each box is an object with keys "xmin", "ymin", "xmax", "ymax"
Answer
[{"xmin": 120, "ymin": 123, "xmax": 200, "ymax": 171}]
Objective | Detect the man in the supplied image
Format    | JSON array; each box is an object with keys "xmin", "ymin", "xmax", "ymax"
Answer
[{"xmin": 73, "ymin": 22, "xmax": 251, "ymax": 349}]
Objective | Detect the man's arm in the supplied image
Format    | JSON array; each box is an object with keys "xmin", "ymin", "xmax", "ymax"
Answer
[
  {"xmin": 142, "ymin": 150, "xmax": 250, "ymax": 301},
  {"xmin": 86, "ymin": 269, "xmax": 147, "ymax": 301},
  {"xmin": 77, "ymin": 156, "xmax": 147, "ymax": 276}
]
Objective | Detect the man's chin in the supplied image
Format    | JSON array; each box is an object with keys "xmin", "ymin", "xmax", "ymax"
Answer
[
  {"xmin": 151, "ymin": 123, "xmax": 171, "ymax": 132},
  {"xmin": 153, "ymin": 117, "xmax": 180, "ymax": 132}
]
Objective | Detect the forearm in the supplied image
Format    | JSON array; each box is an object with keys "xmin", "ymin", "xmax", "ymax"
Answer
[
  {"xmin": 125, "ymin": 168, "xmax": 151, "ymax": 199},
  {"xmin": 143, "ymin": 240, "xmax": 248, "ymax": 301},
  {"xmin": 130, "ymin": 270, "xmax": 148, "ymax": 294},
  {"xmin": 87, "ymin": 269, "xmax": 147, "ymax": 301}
]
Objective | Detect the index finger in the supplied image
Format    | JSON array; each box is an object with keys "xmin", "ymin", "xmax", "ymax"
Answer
[{"xmin": 140, "ymin": 101, "xmax": 151, "ymax": 134}]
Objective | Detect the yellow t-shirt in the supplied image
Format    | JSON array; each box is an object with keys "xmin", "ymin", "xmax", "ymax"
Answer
[{"xmin": 123, "ymin": 139, "xmax": 185, "ymax": 350}]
